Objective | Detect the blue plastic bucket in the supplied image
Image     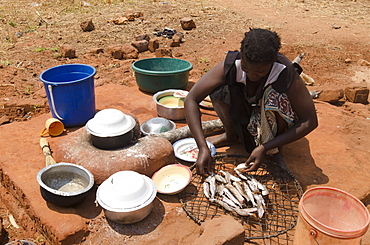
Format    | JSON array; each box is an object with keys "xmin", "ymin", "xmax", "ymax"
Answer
[{"xmin": 40, "ymin": 64, "xmax": 96, "ymax": 127}]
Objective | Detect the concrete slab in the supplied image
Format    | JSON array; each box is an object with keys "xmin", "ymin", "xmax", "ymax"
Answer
[{"xmin": 0, "ymin": 84, "xmax": 369, "ymax": 244}]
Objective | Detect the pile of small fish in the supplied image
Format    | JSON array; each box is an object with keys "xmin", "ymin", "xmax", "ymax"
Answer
[{"xmin": 203, "ymin": 163, "xmax": 269, "ymax": 218}]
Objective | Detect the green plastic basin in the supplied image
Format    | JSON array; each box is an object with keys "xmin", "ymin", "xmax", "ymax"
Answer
[{"xmin": 132, "ymin": 58, "xmax": 193, "ymax": 94}]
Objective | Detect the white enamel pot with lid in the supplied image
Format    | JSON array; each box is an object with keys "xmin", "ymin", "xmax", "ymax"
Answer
[
  {"xmin": 96, "ymin": 171, "xmax": 157, "ymax": 224},
  {"xmin": 86, "ymin": 109, "xmax": 136, "ymax": 150}
]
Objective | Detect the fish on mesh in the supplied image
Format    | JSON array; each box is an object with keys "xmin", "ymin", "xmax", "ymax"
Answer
[
  {"xmin": 223, "ymin": 187, "xmax": 243, "ymax": 208},
  {"xmin": 202, "ymin": 169, "xmax": 268, "ymax": 218},
  {"xmin": 219, "ymin": 170, "xmax": 231, "ymax": 183},
  {"xmin": 209, "ymin": 198, "xmax": 234, "ymax": 212},
  {"xmin": 253, "ymin": 193, "xmax": 265, "ymax": 218},
  {"xmin": 234, "ymin": 207, "xmax": 258, "ymax": 216},
  {"xmin": 233, "ymin": 181, "xmax": 250, "ymax": 202},
  {"xmin": 221, "ymin": 195, "xmax": 239, "ymax": 208},
  {"xmin": 225, "ymin": 184, "xmax": 245, "ymax": 205},
  {"xmin": 243, "ymin": 182, "xmax": 257, "ymax": 207},
  {"xmin": 203, "ymin": 181, "xmax": 210, "ymax": 199},
  {"xmin": 214, "ymin": 174, "xmax": 228, "ymax": 184}
]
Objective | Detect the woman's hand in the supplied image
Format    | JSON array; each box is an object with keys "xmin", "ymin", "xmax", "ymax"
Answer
[
  {"xmin": 196, "ymin": 147, "xmax": 214, "ymax": 176},
  {"xmin": 244, "ymin": 145, "xmax": 267, "ymax": 171}
]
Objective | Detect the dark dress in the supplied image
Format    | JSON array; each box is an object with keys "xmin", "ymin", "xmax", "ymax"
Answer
[{"xmin": 210, "ymin": 51, "xmax": 302, "ymax": 153}]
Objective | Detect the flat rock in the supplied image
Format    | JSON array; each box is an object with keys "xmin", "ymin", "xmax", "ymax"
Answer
[{"xmin": 193, "ymin": 215, "xmax": 245, "ymax": 245}]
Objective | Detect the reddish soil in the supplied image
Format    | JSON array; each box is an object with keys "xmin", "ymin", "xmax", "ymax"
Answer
[{"xmin": 0, "ymin": 0, "xmax": 370, "ymax": 244}]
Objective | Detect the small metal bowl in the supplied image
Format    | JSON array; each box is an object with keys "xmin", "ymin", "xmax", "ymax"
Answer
[
  {"xmin": 37, "ymin": 162, "xmax": 95, "ymax": 207},
  {"xmin": 140, "ymin": 117, "xmax": 176, "ymax": 136}
]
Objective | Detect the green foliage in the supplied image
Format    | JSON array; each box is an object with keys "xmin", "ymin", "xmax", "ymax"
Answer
[
  {"xmin": 34, "ymin": 47, "xmax": 59, "ymax": 52},
  {"xmin": 8, "ymin": 21, "xmax": 16, "ymax": 27},
  {"xmin": 54, "ymin": 53, "xmax": 62, "ymax": 59},
  {"xmin": 34, "ymin": 235, "xmax": 46, "ymax": 244},
  {"xmin": 50, "ymin": 47, "xmax": 59, "ymax": 52},
  {"xmin": 1, "ymin": 60, "xmax": 11, "ymax": 66},
  {"xmin": 34, "ymin": 47, "xmax": 44, "ymax": 52},
  {"xmin": 24, "ymin": 86, "xmax": 33, "ymax": 95},
  {"xmin": 198, "ymin": 57, "xmax": 209, "ymax": 64},
  {"xmin": 26, "ymin": 25, "xmax": 38, "ymax": 33}
]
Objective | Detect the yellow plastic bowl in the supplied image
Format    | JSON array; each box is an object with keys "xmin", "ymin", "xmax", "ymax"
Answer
[{"xmin": 151, "ymin": 164, "xmax": 192, "ymax": 195}]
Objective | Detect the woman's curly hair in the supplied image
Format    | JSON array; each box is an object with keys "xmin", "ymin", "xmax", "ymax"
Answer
[{"xmin": 240, "ymin": 28, "xmax": 281, "ymax": 63}]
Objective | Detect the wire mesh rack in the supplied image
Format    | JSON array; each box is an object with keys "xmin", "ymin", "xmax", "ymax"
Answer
[{"xmin": 179, "ymin": 154, "xmax": 303, "ymax": 241}]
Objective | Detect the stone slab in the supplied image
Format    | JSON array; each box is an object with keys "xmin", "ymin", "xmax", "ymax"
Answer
[{"xmin": 0, "ymin": 84, "xmax": 369, "ymax": 244}]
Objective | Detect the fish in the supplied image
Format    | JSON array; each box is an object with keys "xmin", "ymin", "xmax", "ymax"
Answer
[
  {"xmin": 234, "ymin": 162, "xmax": 249, "ymax": 171},
  {"xmin": 221, "ymin": 195, "xmax": 238, "ymax": 208},
  {"xmin": 214, "ymin": 174, "xmax": 228, "ymax": 184},
  {"xmin": 255, "ymin": 179, "xmax": 269, "ymax": 196},
  {"xmin": 216, "ymin": 183, "xmax": 225, "ymax": 196},
  {"xmin": 209, "ymin": 198, "xmax": 234, "ymax": 212},
  {"xmin": 233, "ymin": 181, "xmax": 250, "ymax": 202},
  {"xmin": 208, "ymin": 176, "xmax": 217, "ymax": 199},
  {"xmin": 247, "ymin": 179, "xmax": 259, "ymax": 193},
  {"xmin": 234, "ymin": 162, "xmax": 255, "ymax": 171},
  {"xmin": 229, "ymin": 174, "xmax": 242, "ymax": 182},
  {"xmin": 203, "ymin": 167, "xmax": 267, "ymax": 220},
  {"xmin": 235, "ymin": 169, "xmax": 250, "ymax": 181},
  {"xmin": 234, "ymin": 207, "xmax": 258, "ymax": 216},
  {"xmin": 219, "ymin": 170, "xmax": 231, "ymax": 183},
  {"xmin": 253, "ymin": 193, "xmax": 265, "ymax": 218},
  {"xmin": 243, "ymin": 182, "xmax": 256, "ymax": 207},
  {"xmin": 225, "ymin": 184, "xmax": 245, "ymax": 205},
  {"xmin": 223, "ymin": 187, "xmax": 242, "ymax": 208},
  {"xmin": 203, "ymin": 181, "xmax": 210, "ymax": 199},
  {"xmin": 205, "ymin": 175, "xmax": 212, "ymax": 182}
]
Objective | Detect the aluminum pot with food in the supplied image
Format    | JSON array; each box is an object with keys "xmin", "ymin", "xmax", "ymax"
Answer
[
  {"xmin": 96, "ymin": 171, "xmax": 157, "ymax": 224},
  {"xmin": 36, "ymin": 162, "xmax": 95, "ymax": 207},
  {"xmin": 152, "ymin": 89, "xmax": 185, "ymax": 121}
]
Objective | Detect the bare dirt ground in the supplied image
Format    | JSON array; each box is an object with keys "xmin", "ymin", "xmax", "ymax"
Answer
[{"xmin": 0, "ymin": 0, "xmax": 370, "ymax": 244}]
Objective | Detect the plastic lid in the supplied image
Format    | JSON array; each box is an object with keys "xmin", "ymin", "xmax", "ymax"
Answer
[
  {"xmin": 96, "ymin": 171, "xmax": 157, "ymax": 212},
  {"xmin": 86, "ymin": 109, "xmax": 136, "ymax": 137}
]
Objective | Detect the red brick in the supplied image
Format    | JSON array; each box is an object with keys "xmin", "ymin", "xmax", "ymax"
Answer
[{"xmin": 345, "ymin": 87, "xmax": 369, "ymax": 103}]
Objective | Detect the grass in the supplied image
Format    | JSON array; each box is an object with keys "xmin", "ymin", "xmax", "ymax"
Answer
[
  {"xmin": 8, "ymin": 21, "xmax": 16, "ymax": 27},
  {"xmin": 198, "ymin": 57, "xmax": 209, "ymax": 64},
  {"xmin": 34, "ymin": 47, "xmax": 44, "ymax": 52},
  {"xmin": 34, "ymin": 47, "xmax": 59, "ymax": 52},
  {"xmin": 24, "ymin": 86, "xmax": 33, "ymax": 95},
  {"xmin": 1, "ymin": 60, "xmax": 11, "ymax": 66}
]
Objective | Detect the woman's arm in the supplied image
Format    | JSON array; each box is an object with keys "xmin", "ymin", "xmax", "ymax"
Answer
[{"xmin": 184, "ymin": 61, "xmax": 226, "ymax": 175}]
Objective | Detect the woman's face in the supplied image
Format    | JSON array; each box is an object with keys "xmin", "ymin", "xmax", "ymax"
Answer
[{"xmin": 240, "ymin": 58, "xmax": 273, "ymax": 82}]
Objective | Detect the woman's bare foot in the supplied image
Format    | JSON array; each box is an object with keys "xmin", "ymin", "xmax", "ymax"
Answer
[{"xmin": 206, "ymin": 132, "xmax": 240, "ymax": 148}]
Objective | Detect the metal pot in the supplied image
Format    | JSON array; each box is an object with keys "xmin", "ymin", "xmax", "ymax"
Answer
[
  {"xmin": 36, "ymin": 162, "xmax": 95, "ymax": 207},
  {"xmin": 153, "ymin": 89, "xmax": 185, "ymax": 121},
  {"xmin": 103, "ymin": 201, "xmax": 154, "ymax": 224},
  {"xmin": 89, "ymin": 130, "xmax": 134, "ymax": 150},
  {"xmin": 86, "ymin": 109, "xmax": 136, "ymax": 150},
  {"xmin": 96, "ymin": 171, "xmax": 157, "ymax": 224}
]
